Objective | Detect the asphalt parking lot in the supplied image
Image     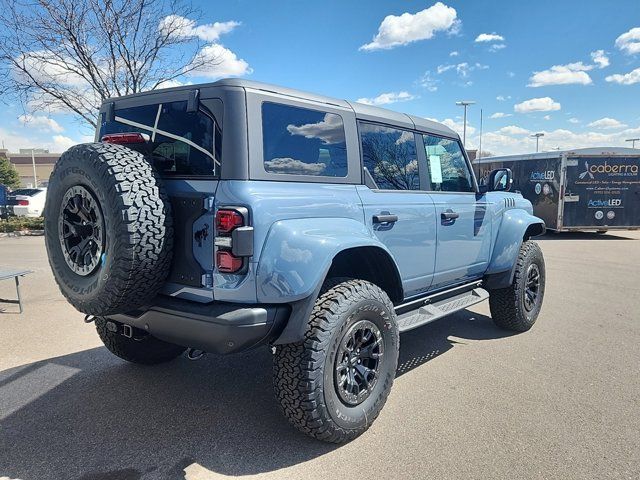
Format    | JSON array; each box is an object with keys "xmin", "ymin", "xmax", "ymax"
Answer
[{"xmin": 0, "ymin": 233, "xmax": 639, "ymax": 480}]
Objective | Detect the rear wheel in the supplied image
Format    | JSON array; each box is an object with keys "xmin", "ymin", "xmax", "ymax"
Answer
[
  {"xmin": 95, "ymin": 318, "xmax": 185, "ymax": 365},
  {"xmin": 488, "ymin": 240, "xmax": 545, "ymax": 332},
  {"xmin": 273, "ymin": 279, "xmax": 399, "ymax": 443}
]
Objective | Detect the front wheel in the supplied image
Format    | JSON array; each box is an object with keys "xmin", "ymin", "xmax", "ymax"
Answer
[
  {"xmin": 488, "ymin": 240, "xmax": 546, "ymax": 332},
  {"xmin": 273, "ymin": 279, "xmax": 399, "ymax": 443}
]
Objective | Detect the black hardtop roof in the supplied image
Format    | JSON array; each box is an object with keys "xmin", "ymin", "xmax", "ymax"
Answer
[
  {"xmin": 478, "ymin": 147, "xmax": 640, "ymax": 163},
  {"xmin": 103, "ymin": 78, "xmax": 458, "ymax": 139}
]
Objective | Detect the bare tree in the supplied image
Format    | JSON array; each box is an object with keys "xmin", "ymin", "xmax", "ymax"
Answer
[{"xmin": 0, "ymin": 0, "xmax": 224, "ymax": 128}]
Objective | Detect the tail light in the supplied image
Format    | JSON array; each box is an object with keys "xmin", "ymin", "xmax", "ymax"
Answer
[
  {"xmin": 18, "ymin": 199, "xmax": 29, "ymax": 206},
  {"xmin": 216, "ymin": 251, "xmax": 244, "ymax": 273},
  {"xmin": 214, "ymin": 207, "xmax": 253, "ymax": 274},
  {"xmin": 216, "ymin": 209, "xmax": 244, "ymax": 234},
  {"xmin": 101, "ymin": 132, "xmax": 148, "ymax": 145}
]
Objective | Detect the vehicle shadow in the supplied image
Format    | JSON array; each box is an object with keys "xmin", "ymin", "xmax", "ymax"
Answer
[
  {"xmin": 537, "ymin": 231, "xmax": 637, "ymax": 241},
  {"xmin": 0, "ymin": 309, "xmax": 510, "ymax": 479}
]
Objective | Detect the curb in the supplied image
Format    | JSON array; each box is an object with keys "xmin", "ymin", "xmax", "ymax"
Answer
[{"xmin": 0, "ymin": 230, "xmax": 45, "ymax": 237}]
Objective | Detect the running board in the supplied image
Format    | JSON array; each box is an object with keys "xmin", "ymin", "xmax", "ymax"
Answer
[{"xmin": 396, "ymin": 287, "xmax": 489, "ymax": 333}]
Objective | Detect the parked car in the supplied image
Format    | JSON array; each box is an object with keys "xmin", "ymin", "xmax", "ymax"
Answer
[
  {"xmin": 8, "ymin": 188, "xmax": 47, "ymax": 217},
  {"xmin": 44, "ymin": 79, "xmax": 546, "ymax": 443}
]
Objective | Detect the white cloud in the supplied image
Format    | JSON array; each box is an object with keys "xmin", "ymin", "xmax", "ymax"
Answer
[
  {"xmin": 186, "ymin": 44, "xmax": 251, "ymax": 78},
  {"xmin": 587, "ymin": 117, "xmax": 628, "ymax": 129},
  {"xmin": 615, "ymin": 27, "xmax": 640, "ymax": 55},
  {"xmin": 360, "ymin": 2, "xmax": 459, "ymax": 51},
  {"xmin": 528, "ymin": 63, "xmax": 593, "ymax": 87},
  {"xmin": 514, "ymin": 97, "xmax": 561, "ymax": 113},
  {"xmin": 356, "ymin": 91, "xmax": 418, "ymax": 106},
  {"xmin": 52, "ymin": 135, "xmax": 78, "ymax": 151},
  {"xmin": 18, "ymin": 114, "xmax": 64, "ymax": 133},
  {"xmin": 496, "ymin": 95, "xmax": 511, "ymax": 101},
  {"xmin": 449, "ymin": 50, "xmax": 459, "ymax": 57},
  {"xmin": 287, "ymin": 113, "xmax": 345, "ymax": 145},
  {"xmin": 568, "ymin": 117, "xmax": 580, "ymax": 124},
  {"xmin": 264, "ymin": 158, "xmax": 326, "ymax": 176},
  {"xmin": 528, "ymin": 51, "xmax": 610, "ymax": 87},
  {"xmin": 436, "ymin": 62, "xmax": 487, "ymax": 78},
  {"xmin": 605, "ymin": 67, "xmax": 640, "ymax": 85},
  {"xmin": 427, "ymin": 117, "xmax": 476, "ymax": 137},
  {"xmin": 590, "ymin": 50, "xmax": 610, "ymax": 68},
  {"xmin": 489, "ymin": 44, "xmax": 506, "ymax": 52},
  {"xmin": 507, "ymin": 71, "xmax": 515, "ymax": 78},
  {"xmin": 417, "ymin": 71, "xmax": 438, "ymax": 91},
  {"xmin": 499, "ymin": 125, "xmax": 530, "ymax": 135},
  {"xmin": 475, "ymin": 32, "xmax": 504, "ymax": 43},
  {"xmin": 490, "ymin": 112, "xmax": 512, "ymax": 119},
  {"xmin": 543, "ymin": 115, "xmax": 551, "ymax": 120},
  {"xmin": 479, "ymin": 124, "xmax": 640, "ymax": 156},
  {"xmin": 159, "ymin": 15, "xmax": 240, "ymax": 42}
]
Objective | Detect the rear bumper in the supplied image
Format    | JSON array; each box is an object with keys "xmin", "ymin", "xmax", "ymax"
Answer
[
  {"xmin": 13, "ymin": 206, "xmax": 41, "ymax": 217},
  {"xmin": 108, "ymin": 296, "xmax": 290, "ymax": 354}
]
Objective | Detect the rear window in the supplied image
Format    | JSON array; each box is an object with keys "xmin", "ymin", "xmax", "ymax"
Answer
[
  {"xmin": 261, "ymin": 103, "xmax": 348, "ymax": 177},
  {"xmin": 99, "ymin": 100, "xmax": 221, "ymax": 177}
]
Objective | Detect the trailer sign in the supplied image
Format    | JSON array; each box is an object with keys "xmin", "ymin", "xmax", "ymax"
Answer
[{"xmin": 476, "ymin": 148, "xmax": 640, "ymax": 232}]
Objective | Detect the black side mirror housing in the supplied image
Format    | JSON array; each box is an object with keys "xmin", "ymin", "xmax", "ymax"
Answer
[{"xmin": 480, "ymin": 168, "xmax": 513, "ymax": 193}]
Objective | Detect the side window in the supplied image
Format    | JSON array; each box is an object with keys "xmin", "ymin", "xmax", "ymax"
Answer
[
  {"xmin": 101, "ymin": 100, "xmax": 220, "ymax": 177},
  {"xmin": 360, "ymin": 123, "xmax": 419, "ymax": 190},
  {"xmin": 422, "ymin": 134, "xmax": 474, "ymax": 192},
  {"xmin": 262, "ymin": 103, "xmax": 348, "ymax": 177}
]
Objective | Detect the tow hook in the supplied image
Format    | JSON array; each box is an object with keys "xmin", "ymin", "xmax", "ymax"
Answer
[{"xmin": 186, "ymin": 348, "xmax": 206, "ymax": 361}]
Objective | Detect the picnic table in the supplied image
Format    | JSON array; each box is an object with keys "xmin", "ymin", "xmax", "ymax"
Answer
[{"xmin": 0, "ymin": 268, "xmax": 33, "ymax": 313}]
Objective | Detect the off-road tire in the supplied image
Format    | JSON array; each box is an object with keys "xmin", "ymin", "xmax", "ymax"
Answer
[
  {"xmin": 44, "ymin": 143, "xmax": 173, "ymax": 316},
  {"xmin": 273, "ymin": 279, "xmax": 399, "ymax": 443},
  {"xmin": 95, "ymin": 318, "xmax": 185, "ymax": 365},
  {"xmin": 489, "ymin": 240, "xmax": 545, "ymax": 332}
]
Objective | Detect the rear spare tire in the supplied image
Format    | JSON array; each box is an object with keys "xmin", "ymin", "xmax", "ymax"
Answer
[{"xmin": 44, "ymin": 143, "xmax": 173, "ymax": 316}]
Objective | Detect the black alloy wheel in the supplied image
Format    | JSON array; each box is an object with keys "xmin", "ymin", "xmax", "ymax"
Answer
[
  {"xmin": 334, "ymin": 319, "xmax": 384, "ymax": 406},
  {"xmin": 58, "ymin": 185, "xmax": 105, "ymax": 276}
]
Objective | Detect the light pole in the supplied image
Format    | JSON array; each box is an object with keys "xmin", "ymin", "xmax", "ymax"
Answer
[
  {"xmin": 626, "ymin": 138, "xmax": 640, "ymax": 148},
  {"xmin": 31, "ymin": 148, "xmax": 37, "ymax": 187},
  {"xmin": 455, "ymin": 100, "xmax": 476, "ymax": 148},
  {"xmin": 530, "ymin": 132, "xmax": 544, "ymax": 153}
]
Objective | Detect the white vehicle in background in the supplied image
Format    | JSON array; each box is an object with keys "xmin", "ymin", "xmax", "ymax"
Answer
[{"xmin": 10, "ymin": 188, "xmax": 47, "ymax": 217}]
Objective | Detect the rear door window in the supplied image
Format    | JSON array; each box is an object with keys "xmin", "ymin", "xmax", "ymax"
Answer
[
  {"xmin": 359, "ymin": 123, "xmax": 420, "ymax": 190},
  {"xmin": 262, "ymin": 103, "xmax": 348, "ymax": 177},
  {"xmin": 100, "ymin": 100, "xmax": 221, "ymax": 177}
]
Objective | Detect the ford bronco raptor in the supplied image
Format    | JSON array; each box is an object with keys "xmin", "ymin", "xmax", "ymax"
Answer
[{"xmin": 44, "ymin": 79, "xmax": 546, "ymax": 443}]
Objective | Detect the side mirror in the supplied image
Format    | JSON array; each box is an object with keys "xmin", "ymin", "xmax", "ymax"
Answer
[{"xmin": 482, "ymin": 168, "xmax": 513, "ymax": 192}]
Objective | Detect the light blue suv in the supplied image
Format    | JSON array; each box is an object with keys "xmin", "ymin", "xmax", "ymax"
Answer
[{"xmin": 44, "ymin": 79, "xmax": 546, "ymax": 443}]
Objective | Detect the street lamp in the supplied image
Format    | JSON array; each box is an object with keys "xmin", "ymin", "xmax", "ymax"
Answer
[
  {"xmin": 626, "ymin": 138, "xmax": 640, "ymax": 148},
  {"xmin": 530, "ymin": 132, "xmax": 544, "ymax": 153},
  {"xmin": 30, "ymin": 148, "xmax": 37, "ymax": 187},
  {"xmin": 455, "ymin": 100, "xmax": 476, "ymax": 148}
]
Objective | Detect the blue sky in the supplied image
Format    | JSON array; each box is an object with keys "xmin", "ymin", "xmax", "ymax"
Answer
[{"xmin": 2, "ymin": 0, "xmax": 640, "ymax": 154}]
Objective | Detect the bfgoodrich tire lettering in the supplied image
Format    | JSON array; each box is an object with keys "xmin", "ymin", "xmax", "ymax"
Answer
[
  {"xmin": 273, "ymin": 279, "xmax": 399, "ymax": 443},
  {"xmin": 488, "ymin": 240, "xmax": 545, "ymax": 332},
  {"xmin": 44, "ymin": 143, "xmax": 173, "ymax": 316}
]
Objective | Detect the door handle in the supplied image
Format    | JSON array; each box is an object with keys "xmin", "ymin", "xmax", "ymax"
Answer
[
  {"xmin": 373, "ymin": 214, "xmax": 398, "ymax": 224},
  {"xmin": 441, "ymin": 210, "xmax": 459, "ymax": 221}
]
